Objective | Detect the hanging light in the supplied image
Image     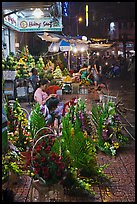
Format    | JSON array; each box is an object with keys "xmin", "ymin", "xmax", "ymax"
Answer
[{"xmin": 32, "ymin": 8, "xmax": 44, "ymax": 18}]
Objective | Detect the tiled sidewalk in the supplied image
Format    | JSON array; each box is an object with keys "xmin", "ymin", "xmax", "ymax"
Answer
[{"xmin": 8, "ymin": 138, "xmax": 134, "ymax": 202}]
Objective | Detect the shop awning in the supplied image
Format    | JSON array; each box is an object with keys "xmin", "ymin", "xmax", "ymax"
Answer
[
  {"xmin": 38, "ymin": 32, "xmax": 91, "ymax": 44},
  {"xmin": 89, "ymin": 43, "xmax": 114, "ymax": 51}
]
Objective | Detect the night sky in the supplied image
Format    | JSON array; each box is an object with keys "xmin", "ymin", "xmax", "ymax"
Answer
[{"xmin": 63, "ymin": 2, "xmax": 135, "ymax": 37}]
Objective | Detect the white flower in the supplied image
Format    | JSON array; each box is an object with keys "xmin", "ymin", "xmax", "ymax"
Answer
[{"xmin": 110, "ymin": 146, "xmax": 116, "ymax": 156}]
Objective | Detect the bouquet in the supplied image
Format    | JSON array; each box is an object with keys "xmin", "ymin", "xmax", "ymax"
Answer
[{"xmin": 30, "ymin": 135, "xmax": 66, "ymax": 185}]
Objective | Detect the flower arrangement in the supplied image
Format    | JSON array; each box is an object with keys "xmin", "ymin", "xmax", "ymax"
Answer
[
  {"xmin": 79, "ymin": 78, "xmax": 90, "ymax": 86},
  {"xmin": 65, "ymin": 98, "xmax": 93, "ymax": 136},
  {"xmin": 91, "ymin": 100, "xmax": 128, "ymax": 156},
  {"xmin": 29, "ymin": 135, "xmax": 66, "ymax": 185},
  {"xmin": 2, "ymin": 149, "xmax": 24, "ymax": 182},
  {"xmin": 4, "ymin": 98, "xmax": 32, "ymax": 151}
]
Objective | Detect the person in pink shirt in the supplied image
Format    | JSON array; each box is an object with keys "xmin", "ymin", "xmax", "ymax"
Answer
[
  {"xmin": 34, "ymin": 79, "xmax": 56, "ymax": 105},
  {"xmin": 34, "ymin": 79, "xmax": 62, "ymax": 126}
]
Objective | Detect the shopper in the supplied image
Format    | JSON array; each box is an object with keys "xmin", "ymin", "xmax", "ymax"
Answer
[{"xmin": 91, "ymin": 64, "xmax": 99, "ymax": 88}]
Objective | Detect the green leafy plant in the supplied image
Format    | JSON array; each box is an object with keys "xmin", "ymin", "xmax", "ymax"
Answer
[
  {"xmin": 29, "ymin": 103, "xmax": 46, "ymax": 139},
  {"xmin": 2, "ymin": 150, "xmax": 24, "ymax": 182},
  {"xmin": 91, "ymin": 100, "xmax": 128, "ymax": 156},
  {"xmin": 59, "ymin": 98, "xmax": 109, "ymax": 196}
]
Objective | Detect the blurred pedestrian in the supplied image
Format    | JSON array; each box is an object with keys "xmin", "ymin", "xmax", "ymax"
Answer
[{"xmin": 29, "ymin": 68, "xmax": 40, "ymax": 91}]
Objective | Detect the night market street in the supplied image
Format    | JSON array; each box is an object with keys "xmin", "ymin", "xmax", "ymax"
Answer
[{"xmin": 2, "ymin": 2, "xmax": 135, "ymax": 202}]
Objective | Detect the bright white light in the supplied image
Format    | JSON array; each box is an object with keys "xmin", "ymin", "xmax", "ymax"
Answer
[
  {"xmin": 110, "ymin": 22, "xmax": 115, "ymax": 27},
  {"xmin": 73, "ymin": 47, "xmax": 77, "ymax": 53},
  {"xmin": 32, "ymin": 8, "xmax": 44, "ymax": 18},
  {"xmin": 96, "ymin": 52, "xmax": 100, "ymax": 56},
  {"xmin": 82, "ymin": 36, "xmax": 87, "ymax": 41},
  {"xmin": 80, "ymin": 47, "xmax": 85, "ymax": 52},
  {"xmin": 110, "ymin": 22, "xmax": 115, "ymax": 31},
  {"xmin": 118, "ymin": 51, "xmax": 123, "ymax": 55},
  {"xmin": 53, "ymin": 46, "xmax": 57, "ymax": 52}
]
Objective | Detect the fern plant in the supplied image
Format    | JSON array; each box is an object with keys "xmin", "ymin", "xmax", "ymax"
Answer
[
  {"xmin": 29, "ymin": 103, "xmax": 46, "ymax": 139},
  {"xmin": 59, "ymin": 101, "xmax": 109, "ymax": 196}
]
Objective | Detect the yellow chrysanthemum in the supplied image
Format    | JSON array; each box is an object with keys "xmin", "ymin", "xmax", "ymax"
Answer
[{"xmin": 113, "ymin": 142, "xmax": 119, "ymax": 149}]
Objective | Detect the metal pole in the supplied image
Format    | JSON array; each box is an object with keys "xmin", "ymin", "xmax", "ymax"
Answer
[
  {"xmin": 76, "ymin": 16, "xmax": 78, "ymax": 36},
  {"xmin": 68, "ymin": 50, "xmax": 71, "ymax": 71}
]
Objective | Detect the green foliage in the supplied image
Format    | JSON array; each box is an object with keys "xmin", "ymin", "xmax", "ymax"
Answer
[
  {"xmin": 29, "ymin": 103, "xmax": 46, "ymax": 138},
  {"xmin": 62, "ymin": 68, "xmax": 70, "ymax": 76},
  {"xmin": 4, "ymin": 98, "xmax": 32, "ymax": 151},
  {"xmin": 2, "ymin": 150, "xmax": 24, "ymax": 182},
  {"xmin": 59, "ymin": 99, "xmax": 110, "ymax": 196},
  {"xmin": 91, "ymin": 100, "xmax": 129, "ymax": 156},
  {"xmin": 61, "ymin": 114, "xmax": 98, "ymax": 178}
]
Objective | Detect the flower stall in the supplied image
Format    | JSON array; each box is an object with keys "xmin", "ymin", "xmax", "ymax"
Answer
[{"xmin": 24, "ymin": 98, "xmax": 110, "ymax": 201}]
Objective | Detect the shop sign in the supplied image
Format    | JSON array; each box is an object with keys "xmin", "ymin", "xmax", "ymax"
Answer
[
  {"xmin": 4, "ymin": 16, "xmax": 62, "ymax": 32},
  {"xmin": 4, "ymin": 14, "xmax": 19, "ymax": 31},
  {"xmin": 18, "ymin": 18, "xmax": 62, "ymax": 32}
]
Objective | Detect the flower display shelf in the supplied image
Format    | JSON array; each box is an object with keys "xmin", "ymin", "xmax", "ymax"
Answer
[{"xmin": 3, "ymin": 70, "xmax": 16, "ymax": 80}]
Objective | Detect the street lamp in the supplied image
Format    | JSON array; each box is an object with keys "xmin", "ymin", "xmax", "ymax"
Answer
[{"xmin": 76, "ymin": 16, "xmax": 82, "ymax": 36}]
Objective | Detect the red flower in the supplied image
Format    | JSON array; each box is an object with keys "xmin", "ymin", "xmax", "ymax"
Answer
[
  {"xmin": 35, "ymin": 145, "xmax": 41, "ymax": 151},
  {"xmin": 45, "ymin": 145, "xmax": 51, "ymax": 153},
  {"xmin": 7, "ymin": 121, "xmax": 10, "ymax": 125},
  {"xmin": 43, "ymin": 166, "xmax": 49, "ymax": 178},
  {"xmin": 34, "ymin": 162, "xmax": 40, "ymax": 167},
  {"xmin": 40, "ymin": 157, "xmax": 45, "ymax": 162}
]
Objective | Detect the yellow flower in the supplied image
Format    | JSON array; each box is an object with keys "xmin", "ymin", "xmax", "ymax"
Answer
[
  {"xmin": 104, "ymin": 142, "xmax": 110, "ymax": 149},
  {"xmin": 84, "ymin": 131, "xmax": 88, "ymax": 138},
  {"xmin": 71, "ymin": 127, "xmax": 75, "ymax": 137},
  {"xmin": 113, "ymin": 142, "xmax": 119, "ymax": 149}
]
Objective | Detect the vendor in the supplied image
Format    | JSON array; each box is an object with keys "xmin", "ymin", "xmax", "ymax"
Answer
[
  {"xmin": 34, "ymin": 79, "xmax": 56, "ymax": 106},
  {"xmin": 79, "ymin": 64, "xmax": 94, "ymax": 84},
  {"xmin": 34, "ymin": 79, "xmax": 63, "ymax": 126}
]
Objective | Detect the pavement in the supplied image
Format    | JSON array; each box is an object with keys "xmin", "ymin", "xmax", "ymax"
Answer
[{"xmin": 2, "ymin": 75, "xmax": 135, "ymax": 202}]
